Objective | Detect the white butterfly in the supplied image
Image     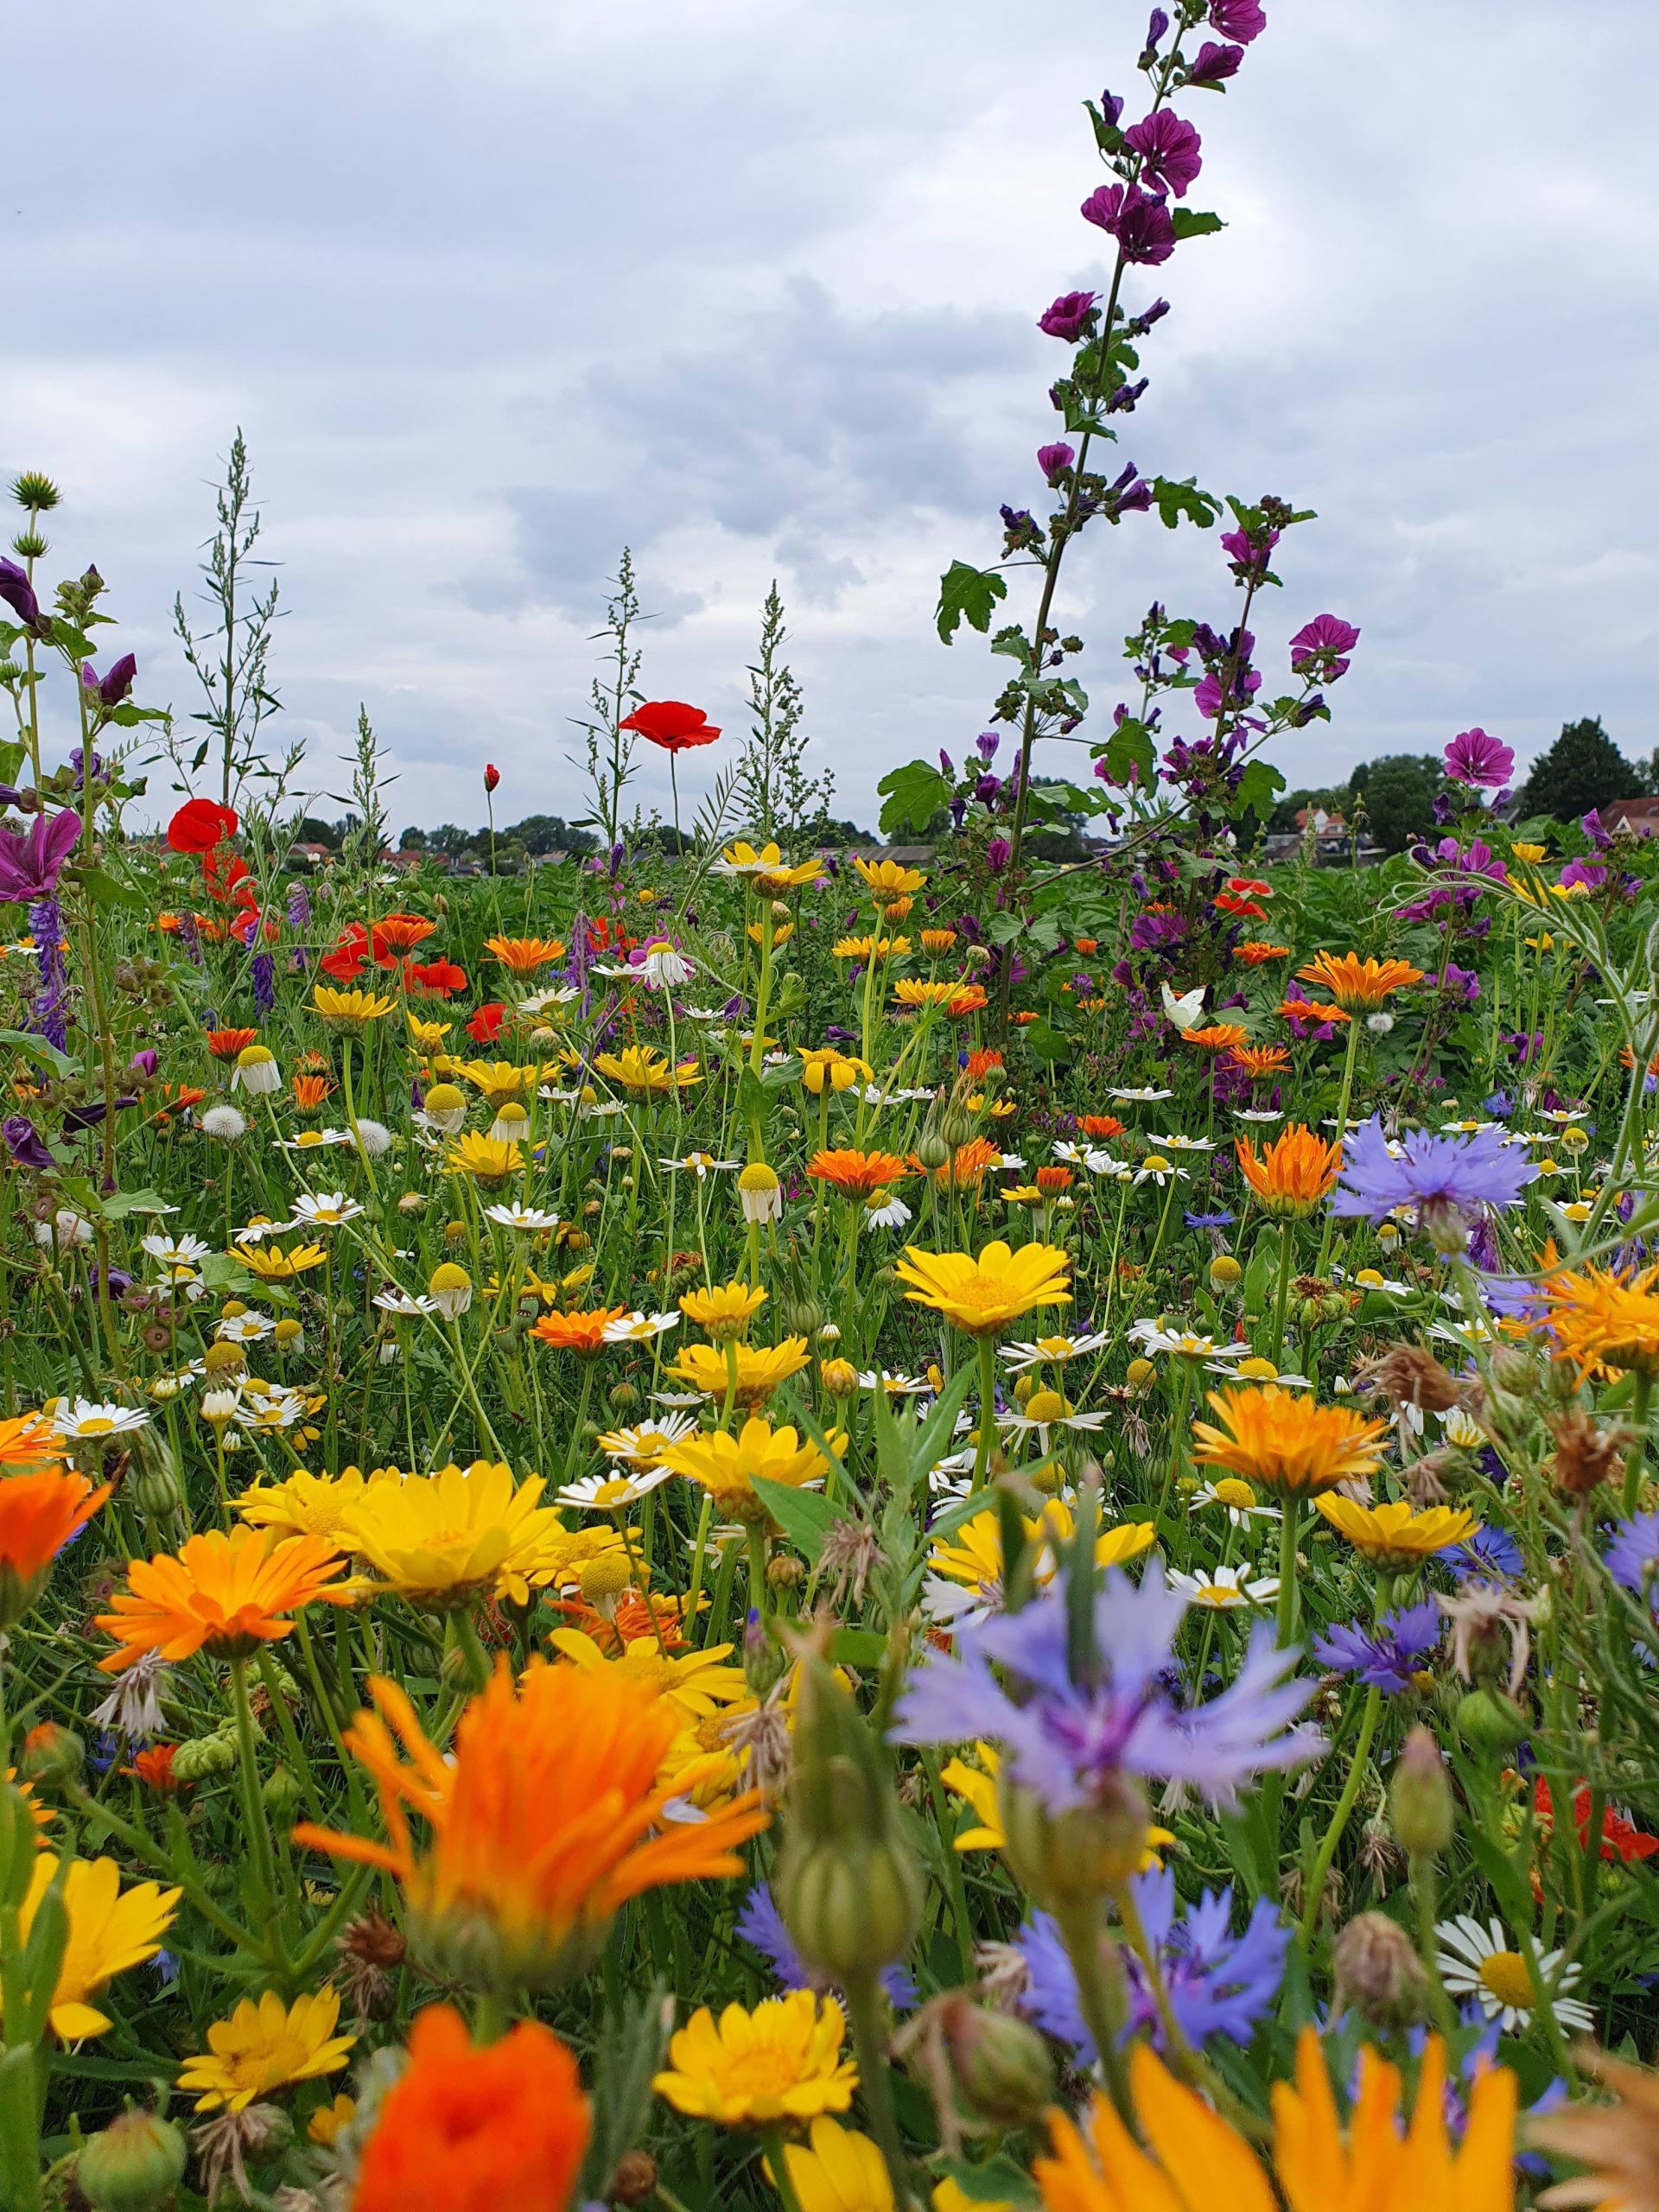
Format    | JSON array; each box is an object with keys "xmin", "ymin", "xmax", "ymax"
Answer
[{"xmin": 1160, "ymin": 982, "xmax": 1207, "ymax": 1033}]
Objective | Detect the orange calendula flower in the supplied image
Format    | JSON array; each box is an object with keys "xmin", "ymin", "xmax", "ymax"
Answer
[
  {"xmin": 353, "ymin": 2004, "xmax": 590, "ymax": 2212},
  {"xmin": 1235, "ymin": 941, "xmax": 1290, "ymax": 964},
  {"xmin": 917, "ymin": 1135, "xmax": 1005, "ymax": 1189},
  {"xmin": 921, "ymin": 927, "xmax": 958, "ymax": 955},
  {"xmin": 1279, "ymin": 996, "xmax": 1353, "ymax": 1026},
  {"xmin": 1295, "ymin": 951, "xmax": 1425, "ymax": 1010},
  {"xmin": 294, "ymin": 1660, "xmax": 767, "ymax": 1991},
  {"xmin": 486, "ymin": 934, "xmax": 567, "ymax": 974},
  {"xmin": 1181, "ymin": 1022, "xmax": 1249, "ymax": 1052},
  {"xmin": 964, "ymin": 1048, "xmax": 1004, "ymax": 1079},
  {"xmin": 94, "ymin": 1529, "xmax": 351, "ymax": 1672},
  {"xmin": 290, "ymin": 1072, "xmax": 334, "ymax": 1112},
  {"xmin": 206, "ymin": 1026, "xmax": 258, "ymax": 1061},
  {"xmin": 0, "ymin": 1467, "xmax": 111, "ymax": 1629},
  {"xmin": 1539, "ymin": 1258, "xmax": 1659, "ymax": 1379},
  {"xmin": 529, "ymin": 1306, "xmax": 631, "ymax": 1356},
  {"xmin": 121, "ymin": 1744, "xmax": 182, "ymax": 1792},
  {"xmin": 0, "ymin": 1413, "xmax": 67, "ymax": 1472},
  {"xmin": 1190, "ymin": 1385, "xmax": 1390, "ymax": 1496},
  {"xmin": 1235, "ymin": 1124, "xmax": 1343, "ymax": 1217},
  {"xmin": 1077, "ymin": 1114, "xmax": 1126, "ymax": 1140},
  {"xmin": 806, "ymin": 1149, "xmax": 912, "ymax": 1198},
  {"xmin": 371, "ymin": 913, "xmax": 437, "ymax": 963},
  {"xmin": 1227, "ymin": 1044, "xmax": 1291, "ymax": 1078}
]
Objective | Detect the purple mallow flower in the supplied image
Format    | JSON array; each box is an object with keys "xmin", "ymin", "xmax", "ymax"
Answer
[
  {"xmin": 2, "ymin": 1116, "xmax": 54, "ymax": 1172},
  {"xmin": 1444, "ymin": 728, "xmax": 1515, "ymax": 790},
  {"xmin": 0, "ymin": 809, "xmax": 81, "ymax": 905},
  {"xmin": 1210, "ymin": 0, "xmax": 1267, "ymax": 41},
  {"xmin": 1017, "ymin": 1867, "xmax": 1287, "ymax": 2058},
  {"xmin": 1288, "ymin": 613, "xmax": 1359, "ymax": 681},
  {"xmin": 1122, "ymin": 110, "xmax": 1203, "ymax": 198},
  {"xmin": 1313, "ymin": 1602, "xmax": 1441, "ymax": 1693},
  {"xmin": 891, "ymin": 1567, "xmax": 1317, "ymax": 1815},
  {"xmin": 1039, "ymin": 289, "xmax": 1097, "ymax": 341},
  {"xmin": 0, "ymin": 558, "xmax": 43, "ymax": 631},
  {"xmin": 1037, "ymin": 442, "xmax": 1076, "ymax": 486},
  {"xmin": 1080, "ymin": 181, "xmax": 1177, "ymax": 267},
  {"xmin": 1331, "ymin": 1116, "xmax": 1535, "ymax": 1243},
  {"xmin": 1187, "ymin": 40, "xmax": 1243, "ymax": 85}
]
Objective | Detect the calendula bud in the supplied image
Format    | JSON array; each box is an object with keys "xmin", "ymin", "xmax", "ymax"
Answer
[
  {"xmin": 20, "ymin": 1722, "xmax": 83, "ymax": 1789},
  {"xmin": 1389, "ymin": 1726, "xmax": 1455, "ymax": 1857},
  {"xmin": 1332, "ymin": 1910, "xmax": 1427, "ymax": 2030},
  {"xmin": 941, "ymin": 1111, "xmax": 974, "ymax": 1151},
  {"xmin": 937, "ymin": 1994, "xmax": 1054, "ymax": 2126},
  {"xmin": 75, "ymin": 2111, "xmax": 188, "ymax": 2212},
  {"xmin": 914, "ymin": 1126, "xmax": 950, "ymax": 1172},
  {"xmin": 819, "ymin": 1358, "xmax": 860, "ymax": 1397}
]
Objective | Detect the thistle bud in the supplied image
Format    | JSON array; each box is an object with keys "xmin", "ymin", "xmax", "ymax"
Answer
[
  {"xmin": 938, "ymin": 1995, "xmax": 1054, "ymax": 2126},
  {"xmin": 1389, "ymin": 1726, "xmax": 1455, "ymax": 1857},
  {"xmin": 1332, "ymin": 1910, "xmax": 1427, "ymax": 2030},
  {"xmin": 75, "ymin": 2111, "xmax": 188, "ymax": 2212}
]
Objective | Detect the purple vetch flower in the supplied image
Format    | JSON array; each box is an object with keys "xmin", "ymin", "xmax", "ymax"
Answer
[
  {"xmin": 285, "ymin": 880, "xmax": 313, "ymax": 934},
  {"xmin": 735, "ymin": 1885, "xmax": 917, "ymax": 2011},
  {"xmin": 1039, "ymin": 289, "xmax": 1098, "ymax": 341},
  {"xmin": 1313, "ymin": 1602, "xmax": 1441, "ymax": 1693},
  {"xmin": 1187, "ymin": 39, "xmax": 1243, "ymax": 85},
  {"xmin": 2, "ymin": 1116, "xmax": 54, "ymax": 1172},
  {"xmin": 1288, "ymin": 613, "xmax": 1359, "ymax": 681},
  {"xmin": 890, "ymin": 1567, "xmax": 1318, "ymax": 1814},
  {"xmin": 0, "ymin": 558, "xmax": 43, "ymax": 631},
  {"xmin": 1210, "ymin": 0, "xmax": 1266, "ymax": 41},
  {"xmin": 1122, "ymin": 110, "xmax": 1203, "ymax": 197},
  {"xmin": 1331, "ymin": 1116, "xmax": 1535, "ymax": 1244},
  {"xmin": 1037, "ymin": 442, "xmax": 1076, "ymax": 486},
  {"xmin": 1444, "ymin": 728, "xmax": 1515, "ymax": 790},
  {"xmin": 0, "ymin": 809, "xmax": 82, "ymax": 904},
  {"xmin": 1080, "ymin": 181, "xmax": 1178, "ymax": 266},
  {"xmin": 1604, "ymin": 1512, "xmax": 1659, "ymax": 1605},
  {"xmin": 27, "ymin": 893, "xmax": 68, "ymax": 1052},
  {"xmin": 251, "ymin": 950, "xmax": 276, "ymax": 1012},
  {"xmin": 1016, "ymin": 1869, "xmax": 1288, "ymax": 2057}
]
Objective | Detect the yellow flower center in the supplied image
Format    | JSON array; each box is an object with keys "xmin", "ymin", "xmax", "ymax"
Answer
[
  {"xmin": 721, "ymin": 2044, "xmax": 815, "ymax": 2100},
  {"xmin": 1478, "ymin": 1951, "xmax": 1535, "ymax": 2011},
  {"xmin": 591, "ymin": 1478, "xmax": 635, "ymax": 1506},
  {"xmin": 1213, "ymin": 1478, "xmax": 1257, "ymax": 1510},
  {"xmin": 1025, "ymin": 1389, "xmax": 1069, "ymax": 1424},
  {"xmin": 76, "ymin": 1415, "xmax": 116, "ymax": 1437},
  {"xmin": 294, "ymin": 1131, "xmax": 325, "ymax": 1147},
  {"xmin": 1142, "ymin": 1154, "xmax": 1172, "ymax": 1173}
]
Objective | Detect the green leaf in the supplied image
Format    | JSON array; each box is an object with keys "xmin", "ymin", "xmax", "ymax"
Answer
[
  {"xmin": 0, "ymin": 1028, "xmax": 75, "ymax": 1079},
  {"xmin": 935, "ymin": 559, "xmax": 1008, "ymax": 644},
  {"xmin": 829, "ymin": 1627, "xmax": 888, "ymax": 1671},
  {"xmin": 747, "ymin": 1475, "xmax": 837, "ymax": 1564},
  {"xmin": 1024, "ymin": 1020, "xmax": 1073, "ymax": 1064},
  {"xmin": 935, "ymin": 2153, "xmax": 1039, "ymax": 2208},
  {"xmin": 877, "ymin": 760, "xmax": 951, "ymax": 838},
  {"xmin": 1149, "ymin": 474, "xmax": 1224, "ymax": 531},
  {"xmin": 1231, "ymin": 760, "xmax": 1286, "ymax": 819},
  {"xmin": 989, "ymin": 624, "xmax": 1034, "ymax": 668},
  {"xmin": 1092, "ymin": 716, "xmax": 1155, "ymax": 790},
  {"xmin": 1170, "ymin": 207, "xmax": 1224, "ymax": 239},
  {"xmin": 73, "ymin": 866, "xmax": 147, "ymax": 912},
  {"xmin": 100, "ymin": 1189, "xmax": 178, "ymax": 1219}
]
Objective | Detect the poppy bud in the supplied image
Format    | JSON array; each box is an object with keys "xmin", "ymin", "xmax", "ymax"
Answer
[
  {"xmin": 1332, "ymin": 1911, "xmax": 1427, "ymax": 2030},
  {"xmin": 75, "ymin": 2110, "xmax": 188, "ymax": 2212},
  {"xmin": 938, "ymin": 1995, "xmax": 1055, "ymax": 2126},
  {"xmin": 483, "ymin": 763, "xmax": 500, "ymax": 792},
  {"xmin": 1388, "ymin": 1726, "xmax": 1455, "ymax": 1857}
]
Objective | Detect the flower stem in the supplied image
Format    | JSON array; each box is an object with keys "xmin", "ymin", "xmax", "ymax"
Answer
[
  {"xmin": 843, "ymin": 1971, "xmax": 920, "ymax": 2209},
  {"xmin": 1051, "ymin": 1897, "xmax": 1134, "ymax": 2128},
  {"xmin": 1298, "ymin": 1683, "xmax": 1379, "ymax": 1947}
]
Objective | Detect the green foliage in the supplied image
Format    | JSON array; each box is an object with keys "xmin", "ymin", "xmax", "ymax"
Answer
[
  {"xmin": 935, "ymin": 560, "xmax": 1009, "ymax": 643},
  {"xmin": 1516, "ymin": 715, "xmax": 1644, "ymax": 823}
]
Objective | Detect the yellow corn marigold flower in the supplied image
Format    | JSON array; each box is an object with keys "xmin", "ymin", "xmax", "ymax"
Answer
[
  {"xmin": 1189, "ymin": 1385, "xmax": 1390, "ymax": 1496},
  {"xmin": 832, "ymin": 934, "xmax": 911, "ymax": 961},
  {"xmin": 715, "ymin": 841, "xmax": 823, "ymax": 894},
  {"xmin": 0, "ymin": 1466, "xmax": 110, "ymax": 1629},
  {"xmin": 9, "ymin": 1854, "xmax": 180, "ymax": 2040},
  {"xmin": 895, "ymin": 1240, "xmax": 1071, "ymax": 1338},
  {"xmin": 653, "ymin": 1991, "xmax": 855, "ymax": 2126},
  {"xmin": 662, "ymin": 1415, "xmax": 845, "ymax": 1517},
  {"xmin": 308, "ymin": 2093, "xmax": 357, "ymax": 2148},
  {"xmin": 530, "ymin": 1305, "xmax": 631, "ymax": 1355},
  {"xmin": 232, "ymin": 1239, "xmax": 327, "ymax": 1281},
  {"xmin": 666, "ymin": 1338, "xmax": 813, "ymax": 1409},
  {"xmin": 1313, "ymin": 1495, "xmax": 1479, "ymax": 1567},
  {"xmin": 443, "ymin": 1130, "xmax": 524, "ymax": 1184},
  {"xmin": 237, "ymin": 1465, "xmax": 399, "ymax": 1541},
  {"xmin": 295, "ymin": 1660, "xmax": 766, "ymax": 1991},
  {"xmin": 485, "ymin": 934, "xmax": 566, "ymax": 973},
  {"xmin": 892, "ymin": 977, "xmax": 962, "ymax": 1011},
  {"xmin": 679, "ymin": 1280, "xmax": 768, "ymax": 1340},
  {"xmin": 547, "ymin": 1626, "xmax": 749, "ymax": 1728},
  {"xmin": 766, "ymin": 2119, "xmax": 895, "ymax": 2212},
  {"xmin": 94, "ymin": 1529, "xmax": 350, "ymax": 1671},
  {"xmin": 1539, "ymin": 1258, "xmax": 1659, "ymax": 1378},
  {"xmin": 930, "ymin": 1505, "xmax": 1154, "ymax": 1599},
  {"xmin": 807, "ymin": 1148, "xmax": 912, "ymax": 1197},
  {"xmin": 1032, "ymin": 2026, "xmax": 1514, "ymax": 2212},
  {"xmin": 798, "ymin": 1046, "xmax": 872, "ymax": 1094},
  {"xmin": 1294, "ymin": 951, "xmax": 1425, "ymax": 1011},
  {"xmin": 341, "ymin": 1460, "xmax": 587, "ymax": 1608},
  {"xmin": 179, "ymin": 1987, "xmax": 355, "ymax": 2113},
  {"xmin": 592, "ymin": 1046, "xmax": 702, "ymax": 1095},
  {"xmin": 312, "ymin": 983, "xmax": 395, "ymax": 1027},
  {"xmin": 940, "ymin": 1742, "xmax": 1171, "ymax": 1868},
  {"xmin": 406, "ymin": 1012, "xmax": 452, "ymax": 1051},
  {"xmin": 459, "ymin": 1058, "xmax": 541, "ymax": 1103},
  {"xmin": 1510, "ymin": 841, "xmax": 1548, "ymax": 864},
  {"xmin": 1234, "ymin": 1124, "xmax": 1344, "ymax": 1217},
  {"xmin": 855, "ymin": 855, "xmax": 928, "ymax": 899}
]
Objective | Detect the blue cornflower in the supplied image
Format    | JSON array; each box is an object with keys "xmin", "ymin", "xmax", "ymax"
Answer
[
  {"xmin": 735, "ymin": 1885, "xmax": 917, "ymax": 2012},
  {"xmin": 891, "ymin": 1568, "xmax": 1317, "ymax": 1813},
  {"xmin": 1184, "ymin": 1209, "xmax": 1236, "ymax": 1230},
  {"xmin": 1605, "ymin": 1510, "xmax": 1659, "ymax": 1604},
  {"xmin": 1330, "ymin": 1117, "xmax": 1535, "ymax": 1245},
  {"xmin": 1313, "ymin": 1601, "xmax": 1441, "ymax": 1691},
  {"xmin": 1015, "ymin": 1867, "xmax": 1288, "ymax": 2059},
  {"xmin": 1446, "ymin": 1525, "xmax": 1524, "ymax": 1583}
]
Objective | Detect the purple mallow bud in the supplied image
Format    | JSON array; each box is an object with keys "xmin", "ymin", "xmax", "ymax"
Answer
[
  {"xmin": 1038, "ymin": 289, "xmax": 1097, "ymax": 341},
  {"xmin": 1187, "ymin": 39, "xmax": 1243, "ymax": 85},
  {"xmin": 1036, "ymin": 442, "xmax": 1075, "ymax": 486}
]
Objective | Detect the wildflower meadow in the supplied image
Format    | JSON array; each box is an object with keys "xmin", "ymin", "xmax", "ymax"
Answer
[{"xmin": 1, "ymin": 8, "xmax": 1657, "ymax": 2212}]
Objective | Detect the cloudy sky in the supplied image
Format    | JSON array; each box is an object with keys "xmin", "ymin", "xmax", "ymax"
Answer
[{"xmin": 7, "ymin": 0, "xmax": 1656, "ymax": 837}]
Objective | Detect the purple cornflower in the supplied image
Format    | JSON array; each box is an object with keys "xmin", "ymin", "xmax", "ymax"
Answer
[
  {"xmin": 1122, "ymin": 110, "xmax": 1203, "ymax": 197},
  {"xmin": 1017, "ymin": 1867, "xmax": 1287, "ymax": 2056},
  {"xmin": 1444, "ymin": 728, "xmax": 1515, "ymax": 790},
  {"xmin": 1039, "ymin": 289, "xmax": 1097, "ymax": 340},
  {"xmin": 1288, "ymin": 613, "xmax": 1359, "ymax": 681},
  {"xmin": 1037, "ymin": 442, "xmax": 1076, "ymax": 486},
  {"xmin": 1210, "ymin": 0, "xmax": 1266, "ymax": 41},
  {"xmin": 1605, "ymin": 1511, "xmax": 1659, "ymax": 1604},
  {"xmin": 1313, "ymin": 1602, "xmax": 1441, "ymax": 1692},
  {"xmin": 1184, "ymin": 1209, "xmax": 1235, "ymax": 1230},
  {"xmin": 735, "ymin": 1885, "xmax": 916, "ymax": 2010},
  {"xmin": 891, "ymin": 1568, "xmax": 1317, "ymax": 1814},
  {"xmin": 1080, "ymin": 181, "xmax": 1177, "ymax": 266},
  {"xmin": 1187, "ymin": 39, "xmax": 1243, "ymax": 85},
  {"xmin": 1331, "ymin": 1116, "xmax": 1535, "ymax": 1246},
  {"xmin": 0, "ymin": 809, "xmax": 81, "ymax": 904}
]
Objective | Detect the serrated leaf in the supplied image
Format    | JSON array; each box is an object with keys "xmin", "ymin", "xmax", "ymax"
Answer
[
  {"xmin": 1232, "ymin": 760, "xmax": 1286, "ymax": 818},
  {"xmin": 935, "ymin": 560, "xmax": 1008, "ymax": 644},
  {"xmin": 1149, "ymin": 474, "xmax": 1224, "ymax": 531},
  {"xmin": 877, "ymin": 760, "xmax": 951, "ymax": 838},
  {"xmin": 1170, "ymin": 207, "xmax": 1224, "ymax": 238},
  {"xmin": 0, "ymin": 1028, "xmax": 75, "ymax": 1079}
]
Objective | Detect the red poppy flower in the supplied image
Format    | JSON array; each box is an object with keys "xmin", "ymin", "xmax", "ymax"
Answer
[
  {"xmin": 1213, "ymin": 892, "xmax": 1268, "ymax": 918},
  {"xmin": 1225, "ymin": 875, "xmax": 1273, "ymax": 898},
  {"xmin": 616, "ymin": 701, "xmax": 721, "ymax": 753},
  {"xmin": 484, "ymin": 762, "xmax": 500, "ymax": 793},
  {"xmin": 467, "ymin": 1001, "xmax": 505, "ymax": 1044},
  {"xmin": 167, "ymin": 798, "xmax": 238, "ymax": 855},
  {"xmin": 200, "ymin": 849, "xmax": 253, "ymax": 901},
  {"xmin": 1535, "ymin": 1776, "xmax": 1659, "ymax": 1864},
  {"xmin": 405, "ymin": 958, "xmax": 467, "ymax": 999},
  {"xmin": 320, "ymin": 924, "xmax": 370, "ymax": 982}
]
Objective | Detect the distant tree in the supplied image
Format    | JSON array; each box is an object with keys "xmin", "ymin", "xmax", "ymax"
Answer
[
  {"xmin": 1351, "ymin": 754, "xmax": 1444, "ymax": 854},
  {"xmin": 426, "ymin": 823, "xmax": 474, "ymax": 858},
  {"xmin": 395, "ymin": 824, "xmax": 429, "ymax": 850},
  {"xmin": 296, "ymin": 816, "xmax": 340, "ymax": 849},
  {"xmin": 1025, "ymin": 775, "xmax": 1088, "ymax": 862},
  {"xmin": 502, "ymin": 812, "xmax": 596, "ymax": 856},
  {"xmin": 813, "ymin": 817, "xmax": 878, "ymax": 849},
  {"xmin": 1516, "ymin": 716, "xmax": 1643, "ymax": 823}
]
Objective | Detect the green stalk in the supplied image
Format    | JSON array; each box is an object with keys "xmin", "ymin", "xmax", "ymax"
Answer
[{"xmin": 1298, "ymin": 1683, "xmax": 1379, "ymax": 1946}]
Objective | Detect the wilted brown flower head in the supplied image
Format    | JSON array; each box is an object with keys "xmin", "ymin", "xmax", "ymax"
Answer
[
  {"xmin": 1357, "ymin": 1344, "xmax": 1462, "ymax": 1414},
  {"xmin": 1548, "ymin": 1407, "xmax": 1633, "ymax": 1498},
  {"xmin": 1532, "ymin": 2047, "xmax": 1659, "ymax": 2212}
]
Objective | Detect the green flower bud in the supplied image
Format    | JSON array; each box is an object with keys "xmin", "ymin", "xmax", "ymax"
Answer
[
  {"xmin": 1332, "ymin": 1910, "xmax": 1427, "ymax": 2031},
  {"xmin": 914, "ymin": 1127, "xmax": 950, "ymax": 1172},
  {"xmin": 1454, "ymin": 1687, "xmax": 1529, "ymax": 1755},
  {"xmin": 171, "ymin": 1728, "xmax": 238, "ymax": 1784},
  {"xmin": 996, "ymin": 1770, "xmax": 1150, "ymax": 1910},
  {"xmin": 76, "ymin": 2112, "xmax": 188, "ymax": 2212},
  {"xmin": 20, "ymin": 1723, "xmax": 84, "ymax": 1789},
  {"xmin": 938, "ymin": 1995, "xmax": 1054, "ymax": 2126},
  {"xmin": 1388, "ymin": 1726, "xmax": 1455, "ymax": 1856},
  {"xmin": 261, "ymin": 1764, "xmax": 302, "ymax": 1817}
]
